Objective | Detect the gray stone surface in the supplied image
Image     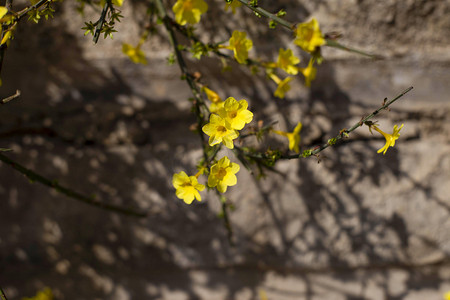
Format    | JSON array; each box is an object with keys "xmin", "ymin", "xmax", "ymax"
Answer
[{"xmin": 1, "ymin": 0, "xmax": 449, "ymax": 299}]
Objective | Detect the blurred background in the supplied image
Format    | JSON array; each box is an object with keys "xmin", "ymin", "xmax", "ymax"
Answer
[{"xmin": 0, "ymin": 0, "xmax": 449, "ymax": 299}]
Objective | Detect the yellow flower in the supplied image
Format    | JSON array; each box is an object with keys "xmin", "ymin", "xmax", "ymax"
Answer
[
  {"xmin": 224, "ymin": 0, "xmax": 242, "ymax": 14},
  {"xmin": 172, "ymin": 171, "xmax": 205, "ymax": 204},
  {"xmin": 122, "ymin": 43, "xmax": 147, "ymax": 64},
  {"xmin": 22, "ymin": 287, "xmax": 53, "ymax": 300},
  {"xmin": 202, "ymin": 114, "xmax": 239, "ymax": 149},
  {"xmin": 208, "ymin": 156, "xmax": 240, "ymax": 193},
  {"xmin": 269, "ymin": 73, "xmax": 293, "ymax": 99},
  {"xmin": 202, "ymin": 86, "xmax": 224, "ymax": 113},
  {"xmin": 277, "ymin": 48, "xmax": 300, "ymax": 75},
  {"xmin": 226, "ymin": 30, "xmax": 253, "ymax": 64},
  {"xmin": 1, "ymin": 30, "xmax": 12, "ymax": 46},
  {"xmin": 100, "ymin": 0, "xmax": 123, "ymax": 7},
  {"xmin": 172, "ymin": 0, "xmax": 208, "ymax": 26},
  {"xmin": 444, "ymin": 291, "xmax": 450, "ymax": 300},
  {"xmin": 372, "ymin": 124, "xmax": 404, "ymax": 155},
  {"xmin": 299, "ymin": 58, "xmax": 317, "ymax": 87},
  {"xmin": 273, "ymin": 122, "xmax": 302, "ymax": 153},
  {"xmin": 294, "ymin": 18, "xmax": 325, "ymax": 53},
  {"xmin": 218, "ymin": 97, "xmax": 253, "ymax": 130},
  {"xmin": 112, "ymin": 0, "xmax": 123, "ymax": 6}
]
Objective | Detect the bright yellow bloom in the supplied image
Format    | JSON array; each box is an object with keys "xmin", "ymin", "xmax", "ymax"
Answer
[
  {"xmin": 227, "ymin": 30, "xmax": 253, "ymax": 64},
  {"xmin": 172, "ymin": 0, "xmax": 208, "ymax": 26},
  {"xmin": 112, "ymin": 0, "xmax": 123, "ymax": 6},
  {"xmin": 122, "ymin": 43, "xmax": 147, "ymax": 64},
  {"xmin": 1, "ymin": 30, "xmax": 12, "ymax": 45},
  {"xmin": 294, "ymin": 18, "xmax": 325, "ymax": 53},
  {"xmin": 22, "ymin": 287, "xmax": 53, "ymax": 300},
  {"xmin": 218, "ymin": 97, "xmax": 253, "ymax": 130},
  {"xmin": 277, "ymin": 48, "xmax": 300, "ymax": 75},
  {"xmin": 270, "ymin": 73, "xmax": 293, "ymax": 99},
  {"xmin": 444, "ymin": 291, "xmax": 450, "ymax": 300},
  {"xmin": 273, "ymin": 122, "xmax": 302, "ymax": 153},
  {"xmin": 202, "ymin": 86, "xmax": 224, "ymax": 113},
  {"xmin": 372, "ymin": 124, "xmax": 404, "ymax": 155},
  {"xmin": 208, "ymin": 156, "xmax": 240, "ymax": 193},
  {"xmin": 172, "ymin": 171, "xmax": 205, "ymax": 204},
  {"xmin": 225, "ymin": 0, "xmax": 242, "ymax": 14},
  {"xmin": 202, "ymin": 114, "xmax": 239, "ymax": 149},
  {"xmin": 299, "ymin": 58, "xmax": 317, "ymax": 87}
]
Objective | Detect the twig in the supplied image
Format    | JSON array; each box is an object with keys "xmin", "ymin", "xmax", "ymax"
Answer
[
  {"xmin": 0, "ymin": 153, "xmax": 147, "ymax": 217},
  {"xmin": 285, "ymin": 86, "xmax": 414, "ymax": 159},
  {"xmin": 236, "ymin": 0, "xmax": 377, "ymax": 58},
  {"xmin": 93, "ymin": 0, "xmax": 110, "ymax": 44},
  {"xmin": 1, "ymin": 89, "xmax": 20, "ymax": 104}
]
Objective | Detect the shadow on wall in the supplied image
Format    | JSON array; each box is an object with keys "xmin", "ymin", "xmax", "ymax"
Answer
[{"xmin": 0, "ymin": 1, "xmax": 448, "ymax": 300}]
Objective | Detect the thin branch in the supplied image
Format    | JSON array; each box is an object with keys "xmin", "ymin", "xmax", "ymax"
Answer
[
  {"xmin": 1, "ymin": 89, "xmax": 20, "ymax": 104},
  {"xmin": 0, "ymin": 153, "xmax": 147, "ymax": 217},
  {"xmin": 285, "ymin": 86, "xmax": 414, "ymax": 159},
  {"xmin": 235, "ymin": 0, "xmax": 377, "ymax": 58},
  {"xmin": 0, "ymin": 286, "xmax": 8, "ymax": 300},
  {"xmin": 93, "ymin": 0, "xmax": 111, "ymax": 43}
]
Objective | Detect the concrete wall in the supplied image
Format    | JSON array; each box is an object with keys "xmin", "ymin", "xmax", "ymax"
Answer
[{"xmin": 0, "ymin": 0, "xmax": 449, "ymax": 299}]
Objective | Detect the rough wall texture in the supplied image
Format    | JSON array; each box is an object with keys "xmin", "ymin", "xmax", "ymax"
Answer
[{"xmin": 0, "ymin": 0, "xmax": 449, "ymax": 299}]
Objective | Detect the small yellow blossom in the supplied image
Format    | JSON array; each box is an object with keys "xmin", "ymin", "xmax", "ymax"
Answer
[
  {"xmin": 1, "ymin": 30, "xmax": 12, "ymax": 46},
  {"xmin": 122, "ymin": 43, "xmax": 147, "ymax": 64},
  {"xmin": 299, "ymin": 58, "xmax": 317, "ymax": 87},
  {"xmin": 444, "ymin": 291, "xmax": 450, "ymax": 300},
  {"xmin": 203, "ymin": 86, "xmax": 221, "ymax": 103},
  {"xmin": 277, "ymin": 48, "xmax": 300, "ymax": 75},
  {"xmin": 172, "ymin": 171, "xmax": 205, "ymax": 204},
  {"xmin": 218, "ymin": 97, "xmax": 253, "ymax": 130},
  {"xmin": 202, "ymin": 114, "xmax": 239, "ymax": 149},
  {"xmin": 372, "ymin": 124, "xmax": 404, "ymax": 155},
  {"xmin": 202, "ymin": 86, "xmax": 224, "ymax": 113},
  {"xmin": 112, "ymin": 0, "xmax": 123, "ymax": 6},
  {"xmin": 22, "ymin": 287, "xmax": 53, "ymax": 300},
  {"xmin": 100, "ymin": 0, "xmax": 123, "ymax": 7},
  {"xmin": 226, "ymin": 30, "xmax": 253, "ymax": 64},
  {"xmin": 208, "ymin": 156, "xmax": 240, "ymax": 193},
  {"xmin": 294, "ymin": 18, "xmax": 325, "ymax": 53},
  {"xmin": 172, "ymin": 0, "xmax": 208, "ymax": 26},
  {"xmin": 225, "ymin": 0, "xmax": 242, "ymax": 14},
  {"xmin": 273, "ymin": 122, "xmax": 302, "ymax": 153},
  {"xmin": 269, "ymin": 73, "xmax": 293, "ymax": 99}
]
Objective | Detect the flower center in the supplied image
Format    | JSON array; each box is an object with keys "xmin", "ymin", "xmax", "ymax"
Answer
[
  {"xmin": 217, "ymin": 168, "xmax": 227, "ymax": 179},
  {"xmin": 217, "ymin": 125, "xmax": 227, "ymax": 133},
  {"xmin": 229, "ymin": 111, "xmax": 237, "ymax": 119}
]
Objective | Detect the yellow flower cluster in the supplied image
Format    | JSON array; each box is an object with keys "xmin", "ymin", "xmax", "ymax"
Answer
[
  {"xmin": 172, "ymin": 156, "xmax": 240, "ymax": 203},
  {"xmin": 266, "ymin": 18, "xmax": 324, "ymax": 97},
  {"xmin": 202, "ymin": 96, "xmax": 253, "ymax": 149},
  {"xmin": 172, "ymin": 0, "xmax": 208, "ymax": 26}
]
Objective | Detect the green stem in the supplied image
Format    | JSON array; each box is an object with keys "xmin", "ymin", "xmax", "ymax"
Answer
[
  {"xmin": 235, "ymin": 0, "xmax": 294, "ymax": 30},
  {"xmin": 326, "ymin": 39, "xmax": 378, "ymax": 59},
  {"xmin": 218, "ymin": 193, "xmax": 234, "ymax": 246},
  {"xmin": 0, "ymin": 153, "xmax": 147, "ymax": 217},
  {"xmin": 93, "ymin": 0, "xmax": 111, "ymax": 44},
  {"xmin": 154, "ymin": 0, "xmax": 209, "ymax": 161}
]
